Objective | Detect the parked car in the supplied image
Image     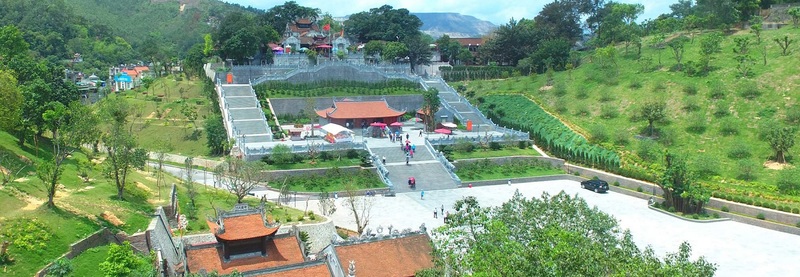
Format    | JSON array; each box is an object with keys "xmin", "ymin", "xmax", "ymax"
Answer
[{"xmin": 581, "ymin": 179, "xmax": 609, "ymax": 193}]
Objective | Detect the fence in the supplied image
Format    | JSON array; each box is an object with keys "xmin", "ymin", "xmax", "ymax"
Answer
[{"xmin": 251, "ymin": 63, "xmax": 419, "ymax": 86}]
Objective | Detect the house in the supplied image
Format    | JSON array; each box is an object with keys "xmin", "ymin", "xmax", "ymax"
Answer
[
  {"xmin": 281, "ymin": 18, "xmax": 350, "ymax": 54},
  {"xmin": 109, "ymin": 65, "xmax": 150, "ymax": 91},
  {"xmin": 454, "ymin": 38, "xmax": 485, "ymax": 53},
  {"xmin": 316, "ymin": 100, "xmax": 406, "ymax": 129}
]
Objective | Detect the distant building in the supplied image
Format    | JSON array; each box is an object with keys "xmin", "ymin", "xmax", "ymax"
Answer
[
  {"xmin": 281, "ymin": 18, "xmax": 350, "ymax": 54},
  {"xmin": 109, "ymin": 66, "xmax": 150, "ymax": 91},
  {"xmin": 454, "ymin": 37, "xmax": 485, "ymax": 54}
]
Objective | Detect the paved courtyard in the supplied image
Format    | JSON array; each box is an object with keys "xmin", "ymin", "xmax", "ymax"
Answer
[{"xmin": 314, "ymin": 180, "xmax": 800, "ymax": 277}]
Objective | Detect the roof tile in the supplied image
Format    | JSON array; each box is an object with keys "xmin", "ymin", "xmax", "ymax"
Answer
[
  {"xmin": 334, "ymin": 234, "xmax": 434, "ymax": 277},
  {"xmin": 316, "ymin": 101, "xmax": 405, "ymax": 119}
]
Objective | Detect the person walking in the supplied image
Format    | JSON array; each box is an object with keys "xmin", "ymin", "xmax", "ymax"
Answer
[
  {"xmin": 434, "ymin": 209, "xmax": 438, "ymax": 218},
  {"xmin": 419, "ymin": 130, "xmax": 423, "ymax": 137},
  {"xmin": 406, "ymin": 153, "xmax": 410, "ymax": 165},
  {"xmin": 421, "ymin": 190, "xmax": 425, "ymax": 200},
  {"xmin": 382, "ymin": 156, "xmax": 386, "ymax": 164},
  {"xmin": 406, "ymin": 133, "xmax": 410, "ymax": 140},
  {"xmin": 410, "ymin": 149, "xmax": 414, "ymax": 158},
  {"xmin": 440, "ymin": 205, "xmax": 444, "ymax": 215}
]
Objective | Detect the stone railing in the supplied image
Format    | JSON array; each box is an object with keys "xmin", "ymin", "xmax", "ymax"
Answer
[{"xmin": 424, "ymin": 138, "xmax": 462, "ymax": 186}]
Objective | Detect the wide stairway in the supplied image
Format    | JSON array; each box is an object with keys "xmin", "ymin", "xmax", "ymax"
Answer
[
  {"xmin": 219, "ymin": 84, "xmax": 272, "ymax": 147},
  {"xmin": 425, "ymin": 79, "xmax": 493, "ymax": 131},
  {"xmin": 369, "ymin": 140, "xmax": 458, "ymax": 193}
]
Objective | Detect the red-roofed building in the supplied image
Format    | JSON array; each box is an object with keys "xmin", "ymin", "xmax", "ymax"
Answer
[
  {"xmin": 318, "ymin": 232, "xmax": 434, "ymax": 277},
  {"xmin": 316, "ymin": 100, "xmax": 406, "ymax": 129},
  {"xmin": 182, "ymin": 203, "xmax": 311, "ymax": 275},
  {"xmin": 454, "ymin": 38, "xmax": 485, "ymax": 53}
]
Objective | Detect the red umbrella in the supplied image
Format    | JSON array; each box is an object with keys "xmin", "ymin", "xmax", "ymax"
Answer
[
  {"xmin": 434, "ymin": 128, "xmax": 452, "ymax": 135},
  {"xmin": 370, "ymin": 122, "xmax": 387, "ymax": 127},
  {"xmin": 317, "ymin": 44, "xmax": 332, "ymax": 49},
  {"xmin": 390, "ymin": 122, "xmax": 403, "ymax": 127}
]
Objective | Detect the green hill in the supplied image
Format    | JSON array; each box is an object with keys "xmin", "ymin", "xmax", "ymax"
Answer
[{"xmin": 461, "ymin": 26, "xmax": 800, "ymax": 208}]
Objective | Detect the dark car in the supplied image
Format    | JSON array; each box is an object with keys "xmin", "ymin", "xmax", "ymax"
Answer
[{"xmin": 581, "ymin": 179, "xmax": 609, "ymax": 193}]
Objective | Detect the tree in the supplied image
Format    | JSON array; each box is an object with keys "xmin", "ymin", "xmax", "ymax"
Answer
[
  {"xmin": 363, "ymin": 40, "xmax": 383, "ymax": 61},
  {"xmin": 39, "ymin": 102, "xmax": 99, "ymax": 207},
  {"xmin": 0, "ymin": 25, "xmax": 29, "ymax": 59},
  {"xmin": 318, "ymin": 191, "xmax": 336, "ymax": 216},
  {"xmin": 421, "ymin": 88, "xmax": 440, "ymax": 132},
  {"xmin": 733, "ymin": 37, "xmax": 755, "ymax": 77},
  {"xmin": 764, "ymin": 124, "xmax": 796, "ymax": 164},
  {"xmin": 735, "ymin": 0, "xmax": 762, "ymax": 22},
  {"xmin": 535, "ymin": 1, "xmax": 583, "ymax": 43},
  {"xmin": 214, "ymin": 12, "xmax": 280, "ymax": 63},
  {"xmin": 99, "ymin": 97, "xmax": 148, "ymax": 200},
  {"xmin": 204, "ymin": 115, "xmax": 227, "ymax": 155},
  {"xmin": 0, "ymin": 70, "xmax": 22, "ymax": 132},
  {"xmin": 151, "ymin": 139, "xmax": 172, "ymax": 199},
  {"xmin": 269, "ymin": 144, "xmax": 293, "ymax": 164},
  {"xmin": 695, "ymin": 0, "xmax": 739, "ymax": 29},
  {"xmin": 595, "ymin": 3, "xmax": 644, "ymax": 50},
  {"xmin": 429, "ymin": 191, "xmax": 717, "ymax": 276},
  {"xmin": 640, "ymin": 101, "xmax": 666, "ymax": 137},
  {"xmin": 259, "ymin": 1, "xmax": 320, "ymax": 35},
  {"xmin": 215, "ymin": 158, "xmax": 263, "ymax": 203},
  {"xmin": 699, "ymin": 32, "xmax": 723, "ymax": 72},
  {"xmin": 343, "ymin": 182, "xmax": 373, "ymax": 234},
  {"xmin": 773, "ymin": 35, "xmax": 794, "ymax": 56},
  {"xmin": 184, "ymin": 157, "xmax": 198, "ymax": 219},
  {"xmin": 777, "ymin": 168, "xmax": 800, "ymax": 195},
  {"xmin": 750, "ymin": 15, "xmax": 763, "ymax": 44},
  {"xmin": 789, "ymin": 7, "xmax": 800, "ymax": 28},
  {"xmin": 344, "ymin": 5, "xmax": 422, "ymax": 43},
  {"xmin": 183, "ymin": 43, "xmax": 206, "ymax": 80},
  {"xmin": 668, "ymin": 36, "xmax": 689, "ymax": 71},
  {"xmin": 480, "ymin": 18, "xmax": 538, "ymax": 66},
  {"xmin": 403, "ymin": 33, "xmax": 432, "ymax": 72},
  {"xmin": 99, "ymin": 241, "xmax": 154, "ymax": 277},
  {"xmin": 435, "ymin": 35, "xmax": 462, "ymax": 63},
  {"xmin": 380, "ymin": 41, "xmax": 408, "ymax": 63},
  {"xmin": 659, "ymin": 152, "xmax": 711, "ymax": 214}
]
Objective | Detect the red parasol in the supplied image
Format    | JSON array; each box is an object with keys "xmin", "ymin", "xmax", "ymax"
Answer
[
  {"xmin": 370, "ymin": 122, "xmax": 387, "ymax": 127},
  {"xmin": 390, "ymin": 122, "xmax": 403, "ymax": 127},
  {"xmin": 434, "ymin": 128, "xmax": 452, "ymax": 135},
  {"xmin": 316, "ymin": 44, "xmax": 332, "ymax": 49}
]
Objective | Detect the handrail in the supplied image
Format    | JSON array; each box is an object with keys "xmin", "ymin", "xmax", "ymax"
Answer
[{"xmin": 424, "ymin": 138, "xmax": 461, "ymax": 186}]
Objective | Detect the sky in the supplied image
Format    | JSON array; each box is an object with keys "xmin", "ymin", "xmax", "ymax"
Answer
[{"xmin": 224, "ymin": 0, "xmax": 680, "ymax": 25}]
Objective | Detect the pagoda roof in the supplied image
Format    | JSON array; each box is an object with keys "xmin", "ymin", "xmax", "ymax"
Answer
[
  {"xmin": 185, "ymin": 236, "xmax": 304, "ymax": 275},
  {"xmin": 316, "ymin": 100, "xmax": 405, "ymax": 119},
  {"xmin": 333, "ymin": 233, "xmax": 433, "ymax": 277},
  {"xmin": 207, "ymin": 213, "xmax": 279, "ymax": 241}
]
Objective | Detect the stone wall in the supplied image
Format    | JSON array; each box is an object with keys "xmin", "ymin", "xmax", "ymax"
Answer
[
  {"xmin": 278, "ymin": 219, "xmax": 338, "ymax": 253},
  {"xmin": 453, "ymin": 156, "xmax": 565, "ymax": 170},
  {"xmin": 146, "ymin": 207, "xmax": 183, "ymax": 276},
  {"xmin": 269, "ymin": 95, "xmax": 424, "ymax": 117},
  {"xmin": 35, "ymin": 228, "xmax": 123, "ymax": 277}
]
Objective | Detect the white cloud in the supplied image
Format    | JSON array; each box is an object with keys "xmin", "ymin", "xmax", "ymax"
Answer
[{"xmin": 224, "ymin": 0, "xmax": 679, "ymax": 25}]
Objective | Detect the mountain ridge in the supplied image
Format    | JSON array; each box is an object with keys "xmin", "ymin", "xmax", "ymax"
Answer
[{"xmin": 412, "ymin": 12, "xmax": 496, "ymax": 38}]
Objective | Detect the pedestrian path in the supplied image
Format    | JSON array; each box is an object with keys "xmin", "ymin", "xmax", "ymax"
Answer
[{"xmin": 218, "ymin": 84, "xmax": 273, "ymax": 152}]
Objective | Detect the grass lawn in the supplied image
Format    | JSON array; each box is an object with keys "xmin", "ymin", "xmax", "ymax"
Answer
[
  {"xmin": 68, "ymin": 244, "xmax": 111, "ymax": 277},
  {"xmin": 266, "ymin": 158, "xmax": 364, "ymax": 170},
  {"xmin": 449, "ymin": 147, "xmax": 541, "ymax": 160},
  {"xmin": 460, "ymin": 167, "xmax": 564, "ymax": 182},
  {"xmin": 132, "ymin": 122, "xmax": 208, "ymax": 157},
  {"xmin": 460, "ymin": 27, "xmax": 800, "ymax": 208}
]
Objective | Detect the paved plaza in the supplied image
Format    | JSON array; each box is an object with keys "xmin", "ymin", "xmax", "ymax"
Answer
[{"xmin": 313, "ymin": 180, "xmax": 800, "ymax": 277}]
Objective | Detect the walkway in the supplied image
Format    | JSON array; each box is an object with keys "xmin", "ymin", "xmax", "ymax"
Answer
[
  {"xmin": 425, "ymin": 78, "xmax": 494, "ymax": 132},
  {"xmin": 218, "ymin": 84, "xmax": 272, "ymax": 154}
]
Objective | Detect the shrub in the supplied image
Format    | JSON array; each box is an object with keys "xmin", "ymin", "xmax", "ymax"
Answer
[
  {"xmin": 756, "ymin": 213, "xmax": 766, "ymax": 220},
  {"xmin": 738, "ymin": 82, "xmax": 762, "ymax": 99},
  {"xmin": 47, "ymin": 258, "xmax": 74, "ymax": 277},
  {"xmin": 337, "ymin": 229, "xmax": 349, "ymax": 239},
  {"xmin": 600, "ymin": 105, "xmax": 619, "ymax": 119},
  {"xmin": 552, "ymin": 83, "xmax": 567, "ymax": 97},
  {"xmin": 727, "ymin": 142, "xmax": 752, "ymax": 159},
  {"xmin": 718, "ymin": 118, "xmax": 740, "ymax": 136},
  {"xmin": 636, "ymin": 186, "xmax": 644, "ymax": 193},
  {"xmin": 691, "ymin": 214, "xmax": 700, "ymax": 219},
  {"xmin": 554, "ymin": 98, "xmax": 568, "ymax": 113},
  {"xmin": 636, "ymin": 139, "xmax": 662, "ymax": 162},
  {"xmin": 614, "ymin": 130, "xmax": 630, "ymax": 145},
  {"xmin": 785, "ymin": 107, "xmax": 800, "ymax": 125},
  {"xmin": 737, "ymin": 160, "xmax": 760, "ymax": 181},
  {"xmin": 453, "ymin": 141, "xmax": 475, "ymax": 153},
  {"xmin": 708, "ymin": 83, "xmax": 726, "ymax": 99},
  {"xmin": 489, "ymin": 141, "xmax": 502, "ymax": 150},
  {"xmin": 629, "ymin": 80, "xmax": 643, "ymax": 89},
  {"xmin": 297, "ymin": 215, "xmax": 305, "ymax": 221},
  {"xmin": 599, "ymin": 90, "xmax": 615, "ymax": 102},
  {"xmin": 721, "ymin": 206, "xmax": 730, "ymax": 212},
  {"xmin": 668, "ymin": 206, "xmax": 676, "ymax": 213},
  {"xmin": 653, "ymin": 82, "xmax": 667, "ymax": 92},
  {"xmin": 590, "ymin": 125, "xmax": 609, "ymax": 143},
  {"xmin": 613, "ymin": 181, "xmax": 620, "ymax": 186},
  {"xmin": 712, "ymin": 213, "xmax": 720, "ymax": 218},
  {"xmin": 713, "ymin": 101, "xmax": 731, "ymax": 117},
  {"xmin": 683, "ymin": 84, "xmax": 698, "ymax": 95},
  {"xmin": 792, "ymin": 207, "xmax": 800, "ymax": 214},
  {"xmin": 779, "ymin": 205, "xmax": 790, "ymax": 212},
  {"xmin": 656, "ymin": 127, "xmax": 676, "ymax": 146},
  {"xmin": 517, "ymin": 140, "xmax": 529, "ymax": 149},
  {"xmin": 797, "ymin": 221, "xmax": 800, "ymax": 228},
  {"xmin": 693, "ymin": 154, "xmax": 719, "ymax": 179},
  {"xmin": 346, "ymin": 149, "xmax": 360, "ymax": 159},
  {"xmin": 575, "ymin": 90, "xmax": 590, "ymax": 99},
  {"xmin": 776, "ymin": 168, "xmax": 800, "ymax": 195},
  {"xmin": 682, "ymin": 96, "xmax": 701, "ymax": 112},
  {"xmin": 574, "ymin": 105, "xmax": 590, "ymax": 117}
]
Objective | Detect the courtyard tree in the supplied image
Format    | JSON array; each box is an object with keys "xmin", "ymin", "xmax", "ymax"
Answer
[
  {"xmin": 421, "ymin": 88, "xmax": 441, "ymax": 132},
  {"xmin": 380, "ymin": 42, "xmax": 408, "ymax": 63},
  {"xmin": 39, "ymin": 102, "xmax": 99, "ymax": 207},
  {"xmin": 343, "ymin": 181, "xmax": 373, "ymax": 234},
  {"xmin": 764, "ymin": 124, "xmax": 796, "ymax": 164},
  {"xmin": 403, "ymin": 33, "xmax": 432, "ymax": 73},
  {"xmin": 99, "ymin": 97, "xmax": 148, "ymax": 200},
  {"xmin": 426, "ymin": 191, "xmax": 717, "ymax": 276},
  {"xmin": 344, "ymin": 5, "xmax": 421, "ymax": 43},
  {"xmin": 773, "ymin": 35, "xmax": 794, "ymax": 56},
  {"xmin": 640, "ymin": 101, "xmax": 666, "ymax": 137},
  {"xmin": 215, "ymin": 158, "xmax": 264, "ymax": 203},
  {"xmin": 659, "ymin": 152, "xmax": 711, "ymax": 214},
  {"xmin": 259, "ymin": 1, "xmax": 320, "ymax": 35}
]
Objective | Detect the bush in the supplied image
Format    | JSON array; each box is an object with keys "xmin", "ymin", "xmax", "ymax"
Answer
[
  {"xmin": 629, "ymin": 80, "xmax": 643, "ymax": 89},
  {"xmin": 785, "ymin": 107, "xmax": 800, "ymax": 125},
  {"xmin": 776, "ymin": 168, "xmax": 800, "ymax": 195},
  {"xmin": 489, "ymin": 141, "xmax": 502, "ymax": 150},
  {"xmin": 517, "ymin": 140, "xmax": 529, "ymax": 149},
  {"xmin": 713, "ymin": 101, "xmax": 731, "ymax": 117},
  {"xmin": 682, "ymin": 96, "xmax": 701, "ymax": 112},
  {"xmin": 792, "ymin": 207, "xmax": 800, "ymax": 214},
  {"xmin": 738, "ymin": 82, "xmax": 761, "ymax": 99},
  {"xmin": 756, "ymin": 213, "xmax": 766, "ymax": 220},
  {"xmin": 737, "ymin": 160, "xmax": 760, "ymax": 181},
  {"xmin": 636, "ymin": 139, "xmax": 662, "ymax": 162},
  {"xmin": 636, "ymin": 186, "xmax": 643, "ymax": 193},
  {"xmin": 600, "ymin": 105, "xmax": 619, "ymax": 119},
  {"xmin": 727, "ymin": 142, "xmax": 752, "ymax": 159},
  {"xmin": 693, "ymin": 154, "xmax": 719, "ymax": 179},
  {"xmin": 574, "ymin": 105, "xmax": 590, "ymax": 117},
  {"xmin": 721, "ymin": 206, "xmax": 730, "ymax": 212},
  {"xmin": 590, "ymin": 125, "xmax": 609, "ymax": 143},
  {"xmin": 47, "ymin": 258, "xmax": 74, "ymax": 277},
  {"xmin": 297, "ymin": 215, "xmax": 305, "ymax": 221},
  {"xmin": 683, "ymin": 84, "xmax": 698, "ymax": 95},
  {"xmin": 346, "ymin": 149, "xmax": 360, "ymax": 159},
  {"xmin": 599, "ymin": 90, "xmax": 615, "ymax": 102},
  {"xmin": 668, "ymin": 206, "xmax": 676, "ymax": 213},
  {"xmin": 708, "ymin": 83, "xmax": 727, "ymax": 99},
  {"xmin": 712, "ymin": 213, "xmax": 720, "ymax": 218},
  {"xmin": 613, "ymin": 181, "xmax": 620, "ymax": 186},
  {"xmin": 718, "ymin": 118, "xmax": 740, "ymax": 136},
  {"xmin": 691, "ymin": 214, "xmax": 700, "ymax": 219},
  {"xmin": 453, "ymin": 141, "xmax": 475, "ymax": 153}
]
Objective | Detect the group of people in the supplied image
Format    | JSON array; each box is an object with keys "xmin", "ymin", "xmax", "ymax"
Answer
[{"xmin": 433, "ymin": 205, "xmax": 451, "ymax": 223}]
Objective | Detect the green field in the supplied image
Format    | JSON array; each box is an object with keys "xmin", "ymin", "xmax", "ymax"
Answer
[{"xmin": 459, "ymin": 27, "xmax": 800, "ymax": 208}]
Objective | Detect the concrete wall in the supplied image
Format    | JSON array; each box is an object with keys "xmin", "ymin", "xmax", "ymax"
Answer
[
  {"xmin": 269, "ymin": 95, "xmax": 424, "ymax": 117},
  {"xmin": 35, "ymin": 228, "xmax": 123, "ymax": 277}
]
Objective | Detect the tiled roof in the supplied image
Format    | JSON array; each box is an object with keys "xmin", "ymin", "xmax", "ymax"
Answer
[
  {"xmin": 207, "ymin": 214, "xmax": 279, "ymax": 241},
  {"xmin": 316, "ymin": 100, "xmax": 405, "ymax": 119},
  {"xmin": 258, "ymin": 263, "xmax": 332, "ymax": 277},
  {"xmin": 454, "ymin": 38, "xmax": 484, "ymax": 46},
  {"xmin": 133, "ymin": 66, "xmax": 149, "ymax": 72},
  {"xmin": 185, "ymin": 236, "xmax": 305, "ymax": 275},
  {"xmin": 334, "ymin": 233, "xmax": 434, "ymax": 277},
  {"xmin": 121, "ymin": 69, "xmax": 139, "ymax": 78}
]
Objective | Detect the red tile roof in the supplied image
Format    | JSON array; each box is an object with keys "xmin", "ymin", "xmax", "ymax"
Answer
[
  {"xmin": 207, "ymin": 214, "xmax": 279, "ymax": 241},
  {"xmin": 259, "ymin": 263, "xmax": 332, "ymax": 277},
  {"xmin": 133, "ymin": 66, "xmax": 149, "ymax": 73},
  {"xmin": 454, "ymin": 38, "xmax": 484, "ymax": 46},
  {"xmin": 121, "ymin": 69, "xmax": 139, "ymax": 78},
  {"xmin": 316, "ymin": 101, "xmax": 405, "ymax": 119},
  {"xmin": 185, "ymin": 236, "xmax": 305, "ymax": 275},
  {"xmin": 334, "ymin": 233, "xmax": 434, "ymax": 277}
]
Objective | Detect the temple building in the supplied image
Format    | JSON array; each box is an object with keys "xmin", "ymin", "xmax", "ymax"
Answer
[{"xmin": 316, "ymin": 100, "xmax": 406, "ymax": 129}]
